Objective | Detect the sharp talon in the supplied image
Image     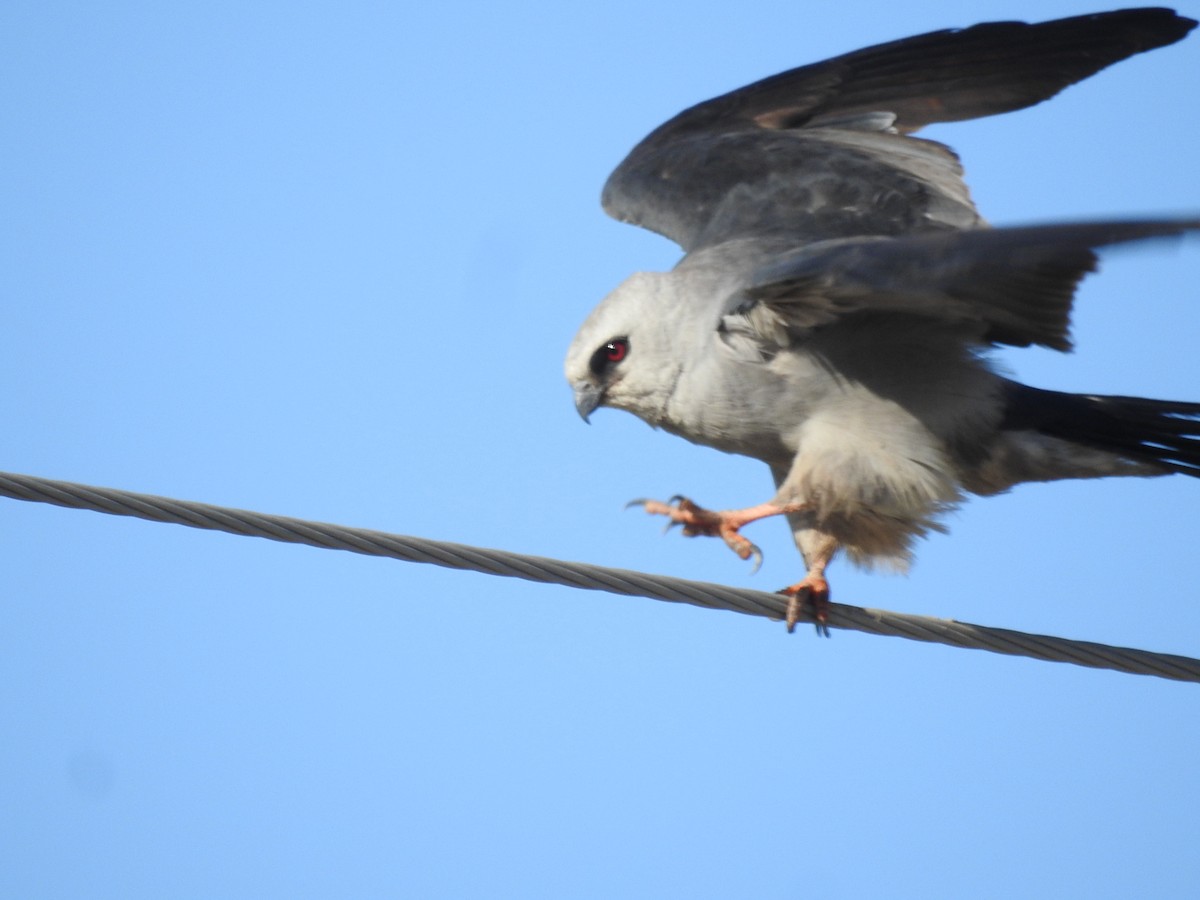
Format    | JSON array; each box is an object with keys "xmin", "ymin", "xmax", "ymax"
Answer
[
  {"xmin": 812, "ymin": 586, "xmax": 831, "ymax": 639},
  {"xmin": 778, "ymin": 579, "xmax": 831, "ymax": 636},
  {"xmin": 623, "ymin": 494, "xmax": 779, "ymax": 578},
  {"xmin": 746, "ymin": 543, "xmax": 763, "ymax": 575}
]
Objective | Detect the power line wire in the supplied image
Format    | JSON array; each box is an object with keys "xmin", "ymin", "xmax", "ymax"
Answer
[{"xmin": 1, "ymin": 470, "xmax": 1196, "ymax": 683}]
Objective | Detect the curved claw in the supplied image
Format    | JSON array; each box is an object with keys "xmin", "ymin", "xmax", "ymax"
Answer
[
  {"xmin": 745, "ymin": 543, "xmax": 763, "ymax": 575},
  {"xmin": 778, "ymin": 579, "xmax": 832, "ymax": 637},
  {"xmin": 624, "ymin": 494, "xmax": 764, "ymax": 573}
]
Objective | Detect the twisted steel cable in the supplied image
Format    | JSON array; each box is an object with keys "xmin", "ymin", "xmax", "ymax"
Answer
[{"xmin": 1, "ymin": 470, "xmax": 1196, "ymax": 682}]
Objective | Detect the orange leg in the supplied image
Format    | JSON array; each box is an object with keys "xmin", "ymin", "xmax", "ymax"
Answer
[
  {"xmin": 778, "ymin": 534, "xmax": 838, "ymax": 636},
  {"xmin": 778, "ymin": 576, "xmax": 831, "ymax": 637},
  {"xmin": 626, "ymin": 495, "xmax": 807, "ymax": 572}
]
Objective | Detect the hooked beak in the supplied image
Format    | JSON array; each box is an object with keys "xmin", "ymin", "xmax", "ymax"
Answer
[{"xmin": 573, "ymin": 382, "xmax": 603, "ymax": 423}]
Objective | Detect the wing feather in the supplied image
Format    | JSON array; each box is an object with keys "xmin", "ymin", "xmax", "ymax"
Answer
[
  {"xmin": 727, "ymin": 220, "xmax": 1200, "ymax": 351},
  {"xmin": 603, "ymin": 10, "xmax": 1196, "ymax": 251}
]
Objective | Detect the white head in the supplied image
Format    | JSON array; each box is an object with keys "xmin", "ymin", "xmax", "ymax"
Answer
[{"xmin": 564, "ymin": 271, "xmax": 684, "ymax": 426}]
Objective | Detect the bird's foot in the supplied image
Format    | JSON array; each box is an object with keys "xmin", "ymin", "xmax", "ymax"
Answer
[
  {"xmin": 626, "ymin": 495, "xmax": 763, "ymax": 572},
  {"xmin": 779, "ymin": 576, "xmax": 831, "ymax": 637}
]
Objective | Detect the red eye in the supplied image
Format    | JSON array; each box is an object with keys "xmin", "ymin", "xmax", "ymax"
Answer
[
  {"xmin": 605, "ymin": 339, "xmax": 628, "ymax": 362},
  {"xmin": 589, "ymin": 336, "xmax": 630, "ymax": 376}
]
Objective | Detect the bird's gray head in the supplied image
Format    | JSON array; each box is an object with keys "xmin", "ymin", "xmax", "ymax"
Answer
[{"xmin": 564, "ymin": 271, "xmax": 683, "ymax": 425}]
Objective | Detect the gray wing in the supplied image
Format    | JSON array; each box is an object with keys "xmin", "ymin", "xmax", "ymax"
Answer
[
  {"xmin": 603, "ymin": 9, "xmax": 1196, "ymax": 253},
  {"xmin": 724, "ymin": 220, "xmax": 1200, "ymax": 352}
]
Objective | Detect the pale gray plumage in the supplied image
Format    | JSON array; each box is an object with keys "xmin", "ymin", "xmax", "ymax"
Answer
[{"xmin": 564, "ymin": 9, "xmax": 1199, "ymax": 600}]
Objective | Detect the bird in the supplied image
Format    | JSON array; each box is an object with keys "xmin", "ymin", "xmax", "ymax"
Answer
[{"xmin": 563, "ymin": 8, "xmax": 1199, "ymax": 633}]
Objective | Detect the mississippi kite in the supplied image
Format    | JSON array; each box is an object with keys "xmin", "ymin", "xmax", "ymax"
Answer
[{"xmin": 564, "ymin": 8, "xmax": 1198, "ymax": 631}]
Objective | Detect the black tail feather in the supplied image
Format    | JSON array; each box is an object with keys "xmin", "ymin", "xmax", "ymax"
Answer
[{"xmin": 1002, "ymin": 383, "xmax": 1200, "ymax": 477}]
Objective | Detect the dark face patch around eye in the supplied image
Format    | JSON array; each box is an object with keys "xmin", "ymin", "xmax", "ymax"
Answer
[{"xmin": 589, "ymin": 337, "xmax": 629, "ymax": 376}]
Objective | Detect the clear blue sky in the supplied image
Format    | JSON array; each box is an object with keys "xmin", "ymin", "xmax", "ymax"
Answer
[{"xmin": 3, "ymin": 2, "xmax": 1199, "ymax": 897}]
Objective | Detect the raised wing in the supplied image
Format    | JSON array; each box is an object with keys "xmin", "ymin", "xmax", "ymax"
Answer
[
  {"xmin": 603, "ymin": 9, "xmax": 1196, "ymax": 252},
  {"xmin": 724, "ymin": 220, "xmax": 1200, "ymax": 352}
]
